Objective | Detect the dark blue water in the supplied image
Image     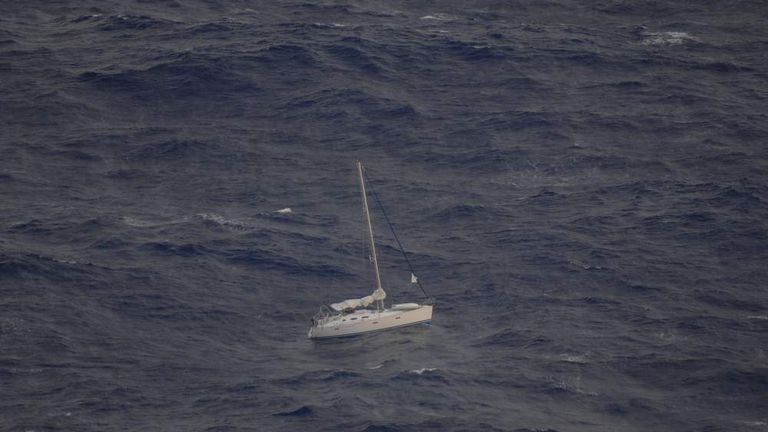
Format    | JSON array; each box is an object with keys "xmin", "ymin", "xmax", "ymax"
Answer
[{"xmin": 2, "ymin": 1, "xmax": 767, "ymax": 431}]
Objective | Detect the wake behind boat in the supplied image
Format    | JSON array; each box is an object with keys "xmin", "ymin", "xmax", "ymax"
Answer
[{"xmin": 308, "ymin": 161, "xmax": 434, "ymax": 339}]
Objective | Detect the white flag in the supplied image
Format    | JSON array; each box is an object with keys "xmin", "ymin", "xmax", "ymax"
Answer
[{"xmin": 410, "ymin": 273, "xmax": 418, "ymax": 284}]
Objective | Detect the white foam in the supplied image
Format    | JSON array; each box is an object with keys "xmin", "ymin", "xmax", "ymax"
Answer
[
  {"xmin": 314, "ymin": 22, "xmax": 347, "ymax": 28},
  {"xmin": 196, "ymin": 213, "xmax": 254, "ymax": 230},
  {"xmin": 642, "ymin": 31, "xmax": 696, "ymax": 46},
  {"xmin": 568, "ymin": 259, "xmax": 604, "ymax": 270},
  {"xmin": 657, "ymin": 330, "xmax": 676, "ymax": 341},
  {"xmin": 122, "ymin": 216, "xmax": 158, "ymax": 227},
  {"xmin": 420, "ymin": 13, "xmax": 453, "ymax": 21},
  {"xmin": 274, "ymin": 208, "xmax": 292, "ymax": 214},
  {"xmin": 409, "ymin": 367, "xmax": 437, "ymax": 374},
  {"xmin": 559, "ymin": 353, "xmax": 590, "ymax": 363},
  {"xmin": 123, "ymin": 216, "xmax": 188, "ymax": 228},
  {"xmin": 52, "ymin": 257, "xmax": 79, "ymax": 265}
]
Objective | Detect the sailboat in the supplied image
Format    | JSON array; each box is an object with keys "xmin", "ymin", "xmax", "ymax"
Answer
[{"xmin": 307, "ymin": 161, "xmax": 434, "ymax": 339}]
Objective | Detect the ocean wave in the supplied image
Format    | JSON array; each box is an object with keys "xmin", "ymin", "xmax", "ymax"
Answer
[
  {"xmin": 96, "ymin": 14, "xmax": 174, "ymax": 32},
  {"xmin": 425, "ymin": 204, "xmax": 506, "ymax": 223},
  {"xmin": 696, "ymin": 292, "xmax": 764, "ymax": 312},
  {"xmin": 0, "ymin": 252, "xmax": 91, "ymax": 280},
  {"xmin": 280, "ymin": 87, "xmax": 417, "ymax": 121},
  {"xmin": 140, "ymin": 241, "xmax": 210, "ymax": 257},
  {"xmin": 78, "ymin": 52, "xmax": 263, "ymax": 101},
  {"xmin": 392, "ymin": 367, "xmax": 447, "ymax": 383},
  {"xmin": 272, "ymin": 405, "xmax": 313, "ymax": 417},
  {"xmin": 222, "ymin": 247, "xmax": 348, "ymax": 277},
  {"xmin": 273, "ymin": 369, "xmax": 360, "ymax": 386},
  {"xmin": 180, "ymin": 21, "xmax": 246, "ymax": 36},
  {"xmin": 326, "ymin": 42, "xmax": 384, "ymax": 74},
  {"xmin": 121, "ymin": 138, "xmax": 225, "ymax": 162}
]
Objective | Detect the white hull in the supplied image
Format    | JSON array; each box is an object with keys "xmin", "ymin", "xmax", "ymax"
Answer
[{"xmin": 308, "ymin": 305, "xmax": 433, "ymax": 339}]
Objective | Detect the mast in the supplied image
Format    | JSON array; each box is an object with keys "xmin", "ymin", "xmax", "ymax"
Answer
[{"xmin": 357, "ymin": 161, "xmax": 383, "ymax": 307}]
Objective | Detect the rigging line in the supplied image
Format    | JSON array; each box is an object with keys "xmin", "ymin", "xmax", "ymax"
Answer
[{"xmin": 362, "ymin": 166, "xmax": 431, "ymax": 300}]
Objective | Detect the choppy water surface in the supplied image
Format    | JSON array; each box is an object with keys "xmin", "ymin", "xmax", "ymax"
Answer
[{"xmin": 2, "ymin": 1, "xmax": 767, "ymax": 431}]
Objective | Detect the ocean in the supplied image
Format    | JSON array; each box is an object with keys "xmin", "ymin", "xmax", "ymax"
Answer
[{"xmin": 1, "ymin": 1, "xmax": 767, "ymax": 431}]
